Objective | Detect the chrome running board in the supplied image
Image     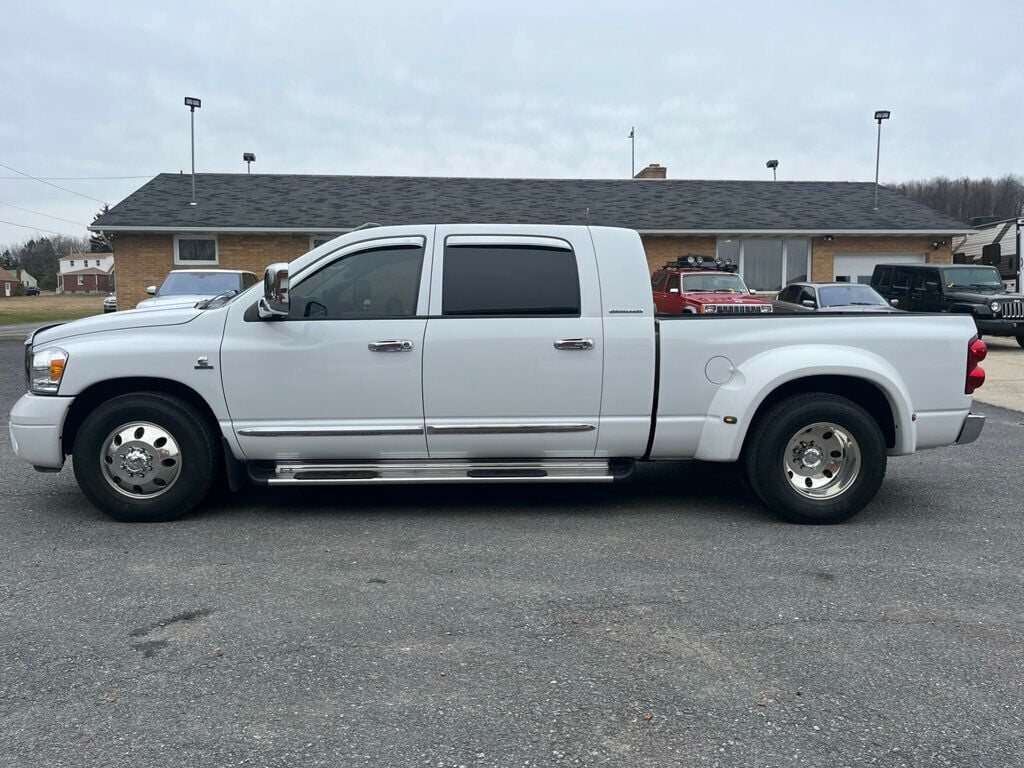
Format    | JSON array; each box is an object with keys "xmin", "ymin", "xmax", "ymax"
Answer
[{"xmin": 249, "ymin": 458, "xmax": 634, "ymax": 486}]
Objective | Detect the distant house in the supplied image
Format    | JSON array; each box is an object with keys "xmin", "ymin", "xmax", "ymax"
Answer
[
  {"xmin": 0, "ymin": 268, "xmax": 20, "ymax": 298},
  {"xmin": 60, "ymin": 267, "xmax": 115, "ymax": 294},
  {"xmin": 57, "ymin": 252, "xmax": 115, "ymax": 294},
  {"xmin": 15, "ymin": 269, "xmax": 37, "ymax": 289}
]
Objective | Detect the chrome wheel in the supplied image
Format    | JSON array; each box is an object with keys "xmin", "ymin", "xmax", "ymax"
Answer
[
  {"xmin": 783, "ymin": 422, "xmax": 860, "ymax": 500},
  {"xmin": 100, "ymin": 422, "xmax": 181, "ymax": 498}
]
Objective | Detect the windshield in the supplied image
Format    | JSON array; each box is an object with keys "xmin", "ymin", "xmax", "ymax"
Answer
[
  {"xmin": 158, "ymin": 272, "xmax": 242, "ymax": 296},
  {"xmin": 818, "ymin": 284, "xmax": 888, "ymax": 307},
  {"xmin": 942, "ymin": 267, "xmax": 1003, "ymax": 291},
  {"xmin": 682, "ymin": 274, "xmax": 748, "ymax": 293}
]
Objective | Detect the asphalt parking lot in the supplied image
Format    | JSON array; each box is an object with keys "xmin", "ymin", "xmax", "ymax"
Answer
[{"xmin": 1, "ymin": 338, "xmax": 1023, "ymax": 767}]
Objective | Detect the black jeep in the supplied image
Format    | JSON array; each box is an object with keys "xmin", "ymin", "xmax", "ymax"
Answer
[{"xmin": 870, "ymin": 263, "xmax": 1024, "ymax": 348}]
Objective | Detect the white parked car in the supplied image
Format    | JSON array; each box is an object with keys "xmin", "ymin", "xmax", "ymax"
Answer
[
  {"xmin": 9, "ymin": 225, "xmax": 987, "ymax": 524},
  {"xmin": 136, "ymin": 269, "xmax": 259, "ymax": 310},
  {"xmin": 102, "ymin": 294, "xmax": 117, "ymax": 313}
]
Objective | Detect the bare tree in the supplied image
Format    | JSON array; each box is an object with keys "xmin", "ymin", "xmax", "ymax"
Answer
[{"xmin": 893, "ymin": 175, "xmax": 1024, "ymax": 222}]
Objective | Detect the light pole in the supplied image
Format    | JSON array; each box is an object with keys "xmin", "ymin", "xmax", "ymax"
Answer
[
  {"xmin": 628, "ymin": 126, "xmax": 635, "ymax": 178},
  {"xmin": 766, "ymin": 159, "xmax": 779, "ymax": 181},
  {"xmin": 184, "ymin": 97, "xmax": 201, "ymax": 205},
  {"xmin": 243, "ymin": 152, "xmax": 256, "ymax": 173},
  {"xmin": 873, "ymin": 110, "xmax": 890, "ymax": 211}
]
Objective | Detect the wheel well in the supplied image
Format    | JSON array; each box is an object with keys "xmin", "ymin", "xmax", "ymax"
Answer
[
  {"xmin": 747, "ymin": 375, "xmax": 897, "ymax": 449},
  {"xmin": 62, "ymin": 378, "xmax": 221, "ymax": 454}
]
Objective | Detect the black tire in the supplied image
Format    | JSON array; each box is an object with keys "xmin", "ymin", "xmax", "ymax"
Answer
[
  {"xmin": 1016, "ymin": 336, "xmax": 1024, "ymax": 349},
  {"xmin": 72, "ymin": 392, "xmax": 219, "ymax": 522},
  {"xmin": 744, "ymin": 393, "xmax": 886, "ymax": 524}
]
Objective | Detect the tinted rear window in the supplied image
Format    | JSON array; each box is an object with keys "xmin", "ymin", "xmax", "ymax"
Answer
[{"xmin": 442, "ymin": 245, "xmax": 580, "ymax": 316}]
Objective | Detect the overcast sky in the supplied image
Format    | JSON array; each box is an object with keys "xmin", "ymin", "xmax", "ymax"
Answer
[{"xmin": 2, "ymin": 0, "xmax": 1022, "ymax": 245}]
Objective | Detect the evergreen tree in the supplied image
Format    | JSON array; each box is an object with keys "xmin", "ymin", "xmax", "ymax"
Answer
[{"xmin": 90, "ymin": 205, "xmax": 113, "ymax": 252}]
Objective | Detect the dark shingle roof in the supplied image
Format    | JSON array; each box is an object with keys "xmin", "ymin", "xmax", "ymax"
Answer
[{"xmin": 92, "ymin": 173, "xmax": 970, "ymax": 233}]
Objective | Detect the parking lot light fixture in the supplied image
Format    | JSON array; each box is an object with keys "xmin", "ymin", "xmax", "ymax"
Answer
[
  {"xmin": 766, "ymin": 159, "xmax": 779, "ymax": 181},
  {"xmin": 243, "ymin": 152, "xmax": 256, "ymax": 173},
  {"xmin": 873, "ymin": 110, "xmax": 890, "ymax": 211},
  {"xmin": 184, "ymin": 97, "xmax": 202, "ymax": 205}
]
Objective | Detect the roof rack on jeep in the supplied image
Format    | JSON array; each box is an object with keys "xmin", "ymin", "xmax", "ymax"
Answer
[{"xmin": 661, "ymin": 254, "xmax": 737, "ymax": 272}]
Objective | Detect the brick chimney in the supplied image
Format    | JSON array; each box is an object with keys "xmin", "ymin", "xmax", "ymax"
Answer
[{"xmin": 634, "ymin": 163, "xmax": 666, "ymax": 179}]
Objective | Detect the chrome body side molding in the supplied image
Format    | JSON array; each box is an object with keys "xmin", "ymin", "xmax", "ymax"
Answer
[{"xmin": 425, "ymin": 424, "xmax": 596, "ymax": 435}]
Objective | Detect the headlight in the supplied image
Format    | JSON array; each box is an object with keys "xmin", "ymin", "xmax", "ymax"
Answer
[
  {"xmin": 760, "ymin": 305, "xmax": 774, "ymax": 313},
  {"xmin": 990, "ymin": 301, "xmax": 1001, "ymax": 313},
  {"xmin": 703, "ymin": 305, "xmax": 717, "ymax": 314},
  {"xmin": 30, "ymin": 347, "xmax": 68, "ymax": 395}
]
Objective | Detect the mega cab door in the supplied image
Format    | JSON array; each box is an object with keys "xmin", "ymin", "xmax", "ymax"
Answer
[
  {"xmin": 422, "ymin": 229, "xmax": 604, "ymax": 458},
  {"xmin": 221, "ymin": 233, "xmax": 432, "ymax": 460}
]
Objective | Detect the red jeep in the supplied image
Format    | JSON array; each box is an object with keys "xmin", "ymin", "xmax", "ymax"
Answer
[{"xmin": 652, "ymin": 256, "xmax": 774, "ymax": 315}]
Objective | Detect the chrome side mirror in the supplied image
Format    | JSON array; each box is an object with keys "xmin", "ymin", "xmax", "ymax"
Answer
[
  {"xmin": 890, "ymin": 298, "xmax": 899, "ymax": 307},
  {"xmin": 801, "ymin": 299, "xmax": 817, "ymax": 308},
  {"xmin": 146, "ymin": 285, "xmax": 157, "ymax": 295},
  {"xmin": 258, "ymin": 263, "xmax": 290, "ymax": 319},
  {"xmin": 669, "ymin": 287, "xmax": 680, "ymax": 294}
]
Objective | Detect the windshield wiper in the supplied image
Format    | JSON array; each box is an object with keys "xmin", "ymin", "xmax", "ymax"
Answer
[{"xmin": 197, "ymin": 289, "xmax": 239, "ymax": 309}]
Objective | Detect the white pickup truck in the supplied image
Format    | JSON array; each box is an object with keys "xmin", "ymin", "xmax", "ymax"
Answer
[{"xmin": 9, "ymin": 225, "xmax": 987, "ymax": 524}]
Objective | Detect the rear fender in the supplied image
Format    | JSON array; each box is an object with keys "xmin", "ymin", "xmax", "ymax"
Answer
[{"xmin": 693, "ymin": 345, "xmax": 915, "ymax": 462}]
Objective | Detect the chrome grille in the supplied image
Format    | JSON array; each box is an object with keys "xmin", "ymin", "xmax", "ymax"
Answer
[
  {"xmin": 1001, "ymin": 299, "xmax": 1024, "ymax": 319},
  {"xmin": 709, "ymin": 304, "xmax": 771, "ymax": 314}
]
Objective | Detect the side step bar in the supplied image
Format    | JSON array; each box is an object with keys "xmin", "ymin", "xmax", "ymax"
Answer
[{"xmin": 248, "ymin": 458, "xmax": 635, "ymax": 486}]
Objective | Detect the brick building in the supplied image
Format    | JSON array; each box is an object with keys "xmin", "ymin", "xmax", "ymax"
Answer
[
  {"xmin": 92, "ymin": 170, "xmax": 970, "ymax": 310},
  {"xmin": 59, "ymin": 267, "xmax": 115, "ymax": 294},
  {"xmin": 0, "ymin": 268, "xmax": 20, "ymax": 298}
]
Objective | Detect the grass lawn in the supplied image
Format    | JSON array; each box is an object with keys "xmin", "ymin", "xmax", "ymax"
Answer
[{"xmin": 0, "ymin": 293, "xmax": 106, "ymax": 325}]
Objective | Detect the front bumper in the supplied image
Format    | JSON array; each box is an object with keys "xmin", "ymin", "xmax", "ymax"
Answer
[
  {"xmin": 955, "ymin": 412, "xmax": 986, "ymax": 445},
  {"xmin": 975, "ymin": 317, "xmax": 1024, "ymax": 336},
  {"xmin": 8, "ymin": 393, "xmax": 73, "ymax": 470}
]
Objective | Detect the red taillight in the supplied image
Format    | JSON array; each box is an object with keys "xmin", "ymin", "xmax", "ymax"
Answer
[{"xmin": 966, "ymin": 337, "xmax": 987, "ymax": 395}]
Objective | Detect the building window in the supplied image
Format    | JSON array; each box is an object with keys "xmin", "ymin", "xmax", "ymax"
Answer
[
  {"xmin": 70, "ymin": 260, "xmax": 75, "ymax": 267},
  {"xmin": 77, "ymin": 275, "xmax": 84, "ymax": 286},
  {"xmin": 310, "ymin": 235, "xmax": 338, "ymax": 250},
  {"xmin": 174, "ymin": 235, "xmax": 218, "ymax": 264},
  {"xmin": 717, "ymin": 238, "xmax": 810, "ymax": 292}
]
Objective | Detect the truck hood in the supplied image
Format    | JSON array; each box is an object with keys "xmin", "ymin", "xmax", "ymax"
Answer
[
  {"xmin": 135, "ymin": 294, "xmax": 209, "ymax": 311},
  {"xmin": 31, "ymin": 306, "xmax": 203, "ymax": 346},
  {"xmin": 945, "ymin": 289, "xmax": 1024, "ymax": 303}
]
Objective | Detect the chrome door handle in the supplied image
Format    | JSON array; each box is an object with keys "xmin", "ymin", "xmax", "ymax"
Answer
[
  {"xmin": 553, "ymin": 338, "xmax": 594, "ymax": 351},
  {"xmin": 368, "ymin": 339, "xmax": 414, "ymax": 352}
]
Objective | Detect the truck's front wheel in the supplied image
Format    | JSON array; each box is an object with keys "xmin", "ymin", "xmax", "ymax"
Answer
[
  {"xmin": 744, "ymin": 394, "xmax": 886, "ymax": 524},
  {"xmin": 72, "ymin": 392, "xmax": 218, "ymax": 522}
]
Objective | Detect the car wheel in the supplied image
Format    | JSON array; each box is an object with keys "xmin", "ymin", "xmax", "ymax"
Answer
[
  {"xmin": 1016, "ymin": 336, "xmax": 1024, "ymax": 349},
  {"xmin": 744, "ymin": 393, "xmax": 886, "ymax": 524},
  {"xmin": 72, "ymin": 392, "xmax": 219, "ymax": 522}
]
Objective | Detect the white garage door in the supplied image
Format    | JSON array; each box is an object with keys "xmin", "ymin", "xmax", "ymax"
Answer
[{"xmin": 833, "ymin": 253, "xmax": 926, "ymax": 284}]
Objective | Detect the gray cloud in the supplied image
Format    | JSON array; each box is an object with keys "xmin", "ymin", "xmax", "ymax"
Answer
[{"xmin": 2, "ymin": 0, "xmax": 1021, "ymax": 244}]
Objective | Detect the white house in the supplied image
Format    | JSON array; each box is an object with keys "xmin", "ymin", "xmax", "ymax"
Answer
[
  {"xmin": 57, "ymin": 252, "xmax": 114, "ymax": 294},
  {"xmin": 16, "ymin": 269, "xmax": 37, "ymax": 289}
]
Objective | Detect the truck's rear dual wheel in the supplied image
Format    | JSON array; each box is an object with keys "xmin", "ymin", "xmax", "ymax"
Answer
[
  {"xmin": 744, "ymin": 394, "xmax": 886, "ymax": 524},
  {"xmin": 1016, "ymin": 335, "xmax": 1024, "ymax": 349},
  {"xmin": 72, "ymin": 393, "xmax": 218, "ymax": 522}
]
